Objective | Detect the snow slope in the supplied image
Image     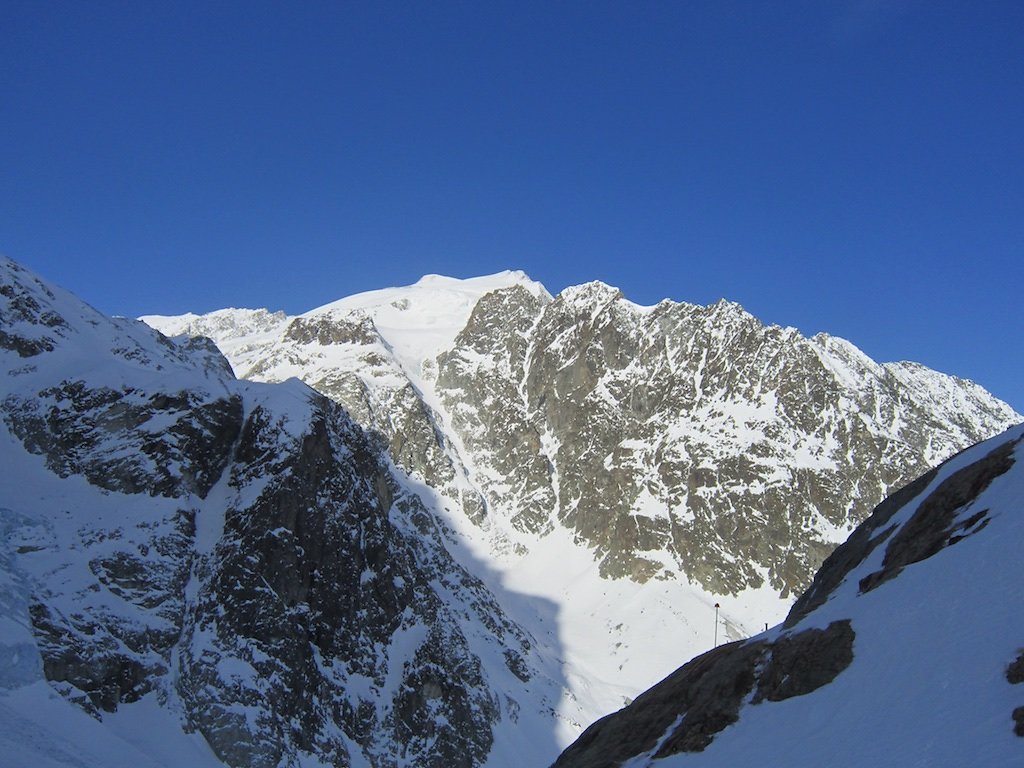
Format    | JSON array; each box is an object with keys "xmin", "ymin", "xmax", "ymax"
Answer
[
  {"xmin": 0, "ymin": 258, "xmax": 241, "ymax": 767},
  {"xmin": 142, "ymin": 270, "xmax": 550, "ymax": 381}
]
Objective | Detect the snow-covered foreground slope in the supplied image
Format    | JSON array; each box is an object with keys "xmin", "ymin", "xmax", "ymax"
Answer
[{"xmin": 553, "ymin": 423, "xmax": 1024, "ymax": 768}]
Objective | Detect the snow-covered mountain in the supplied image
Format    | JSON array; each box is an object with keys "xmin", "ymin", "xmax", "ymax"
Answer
[
  {"xmin": 0, "ymin": 258, "xmax": 576, "ymax": 767},
  {"xmin": 145, "ymin": 273, "xmax": 1018, "ymax": 594},
  {"xmin": 1, "ymin": 256, "xmax": 1019, "ymax": 768},
  {"xmin": 552, "ymin": 421, "xmax": 1024, "ymax": 768},
  {"xmin": 144, "ymin": 269, "xmax": 1018, "ymax": 610}
]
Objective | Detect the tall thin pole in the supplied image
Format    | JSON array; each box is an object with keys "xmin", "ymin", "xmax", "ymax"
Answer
[{"xmin": 714, "ymin": 602, "xmax": 720, "ymax": 647}]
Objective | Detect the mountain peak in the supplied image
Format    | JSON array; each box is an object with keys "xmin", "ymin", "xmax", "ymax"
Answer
[
  {"xmin": 296, "ymin": 270, "xmax": 549, "ymax": 373},
  {"xmin": 412, "ymin": 268, "xmax": 543, "ymax": 293},
  {"xmin": 311, "ymin": 269, "xmax": 549, "ymax": 315}
]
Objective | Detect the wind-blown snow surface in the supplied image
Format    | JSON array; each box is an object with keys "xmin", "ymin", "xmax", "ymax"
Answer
[{"xmin": 554, "ymin": 424, "xmax": 1024, "ymax": 768}]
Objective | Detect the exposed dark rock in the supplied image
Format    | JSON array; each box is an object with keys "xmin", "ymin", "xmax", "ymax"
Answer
[
  {"xmin": 784, "ymin": 467, "xmax": 939, "ymax": 628},
  {"xmin": 149, "ymin": 276, "xmax": 1020, "ymax": 605},
  {"xmin": 3, "ymin": 382, "xmax": 243, "ymax": 498},
  {"xmin": 551, "ymin": 620, "xmax": 855, "ymax": 768},
  {"xmin": 0, "ymin": 263, "xmax": 69, "ymax": 357},
  {"xmin": 551, "ymin": 641, "xmax": 766, "ymax": 768},
  {"xmin": 433, "ymin": 283, "xmax": 1017, "ymax": 597},
  {"xmin": 284, "ymin": 312, "xmax": 380, "ymax": 346},
  {"xmin": 1007, "ymin": 650, "xmax": 1024, "ymax": 685},
  {"xmin": 786, "ymin": 437, "xmax": 1020, "ymax": 631},
  {"xmin": 858, "ymin": 438, "xmax": 1019, "ymax": 594},
  {"xmin": 1008, "ymin": 651, "xmax": 1024, "ymax": 737},
  {"xmin": 24, "ymin": 505, "xmax": 196, "ymax": 714},
  {"xmin": 750, "ymin": 620, "xmax": 855, "ymax": 703},
  {"xmin": 176, "ymin": 335, "xmax": 237, "ymax": 379},
  {"xmin": 504, "ymin": 648, "xmax": 532, "ymax": 682},
  {"xmin": 389, "ymin": 625, "xmax": 498, "ymax": 768},
  {"xmin": 174, "ymin": 395, "xmax": 507, "ymax": 768},
  {"xmin": 649, "ymin": 642, "xmax": 764, "ymax": 758},
  {"xmin": 28, "ymin": 600, "xmax": 165, "ymax": 713},
  {"xmin": 436, "ymin": 284, "xmax": 554, "ymax": 533},
  {"xmin": 2, "ymin": 258, "xmax": 533, "ymax": 767},
  {"xmin": 0, "ymin": 328, "xmax": 55, "ymax": 356}
]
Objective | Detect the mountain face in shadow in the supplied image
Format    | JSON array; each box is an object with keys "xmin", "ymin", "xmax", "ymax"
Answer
[{"xmin": 0, "ymin": 256, "xmax": 568, "ymax": 768}]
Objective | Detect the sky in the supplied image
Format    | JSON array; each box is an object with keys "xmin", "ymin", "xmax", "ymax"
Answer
[{"xmin": 1, "ymin": 1, "xmax": 1022, "ymax": 411}]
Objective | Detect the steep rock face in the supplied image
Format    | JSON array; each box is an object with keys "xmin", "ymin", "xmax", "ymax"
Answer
[
  {"xmin": 5, "ymin": 381, "xmax": 243, "ymax": 498},
  {"xmin": 0, "ymin": 257, "xmax": 545, "ymax": 768},
  {"xmin": 435, "ymin": 282, "xmax": 1019, "ymax": 594},
  {"xmin": 144, "ymin": 276, "xmax": 1020, "ymax": 601},
  {"xmin": 551, "ymin": 619, "xmax": 854, "ymax": 768},
  {"xmin": 435, "ymin": 284, "xmax": 555, "ymax": 534},
  {"xmin": 1, "ymin": 257, "xmax": 243, "ymax": 716},
  {"xmin": 786, "ymin": 433, "xmax": 1019, "ymax": 626},
  {"xmin": 154, "ymin": 304, "xmax": 488, "ymax": 525},
  {"xmin": 551, "ymin": 424, "xmax": 1024, "ymax": 768},
  {"xmin": 175, "ymin": 391, "xmax": 505, "ymax": 768},
  {"xmin": 138, "ymin": 270, "xmax": 1021, "ymax": 762}
]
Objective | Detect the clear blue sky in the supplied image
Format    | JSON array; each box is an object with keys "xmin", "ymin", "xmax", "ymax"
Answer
[{"xmin": 2, "ymin": 1, "xmax": 1022, "ymax": 411}]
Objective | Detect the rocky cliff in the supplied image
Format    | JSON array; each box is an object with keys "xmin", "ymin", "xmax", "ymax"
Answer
[
  {"xmin": 145, "ymin": 273, "xmax": 1019, "ymax": 601},
  {"xmin": 0, "ymin": 258, "xmax": 560, "ymax": 768},
  {"xmin": 5, "ymin": 258, "xmax": 1014, "ymax": 768}
]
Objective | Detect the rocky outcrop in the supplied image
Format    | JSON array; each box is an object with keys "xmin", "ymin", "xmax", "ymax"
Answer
[
  {"xmin": 27, "ymin": 506, "xmax": 196, "ymax": 714},
  {"xmin": 172, "ymin": 394, "xmax": 507, "ymax": 768},
  {"xmin": 435, "ymin": 284, "xmax": 555, "ymax": 533},
  {"xmin": 0, "ymin": 260, "xmax": 69, "ymax": 357},
  {"xmin": 1008, "ymin": 650, "xmax": 1024, "ymax": 737},
  {"xmin": 167, "ymin": 304, "xmax": 490, "ymax": 526},
  {"xmin": 435, "ymin": 283, "xmax": 1019, "ymax": 594},
  {"xmin": 173, "ymin": 390, "xmax": 520, "ymax": 768},
  {"xmin": 551, "ymin": 620, "xmax": 855, "ymax": 768},
  {"xmin": 786, "ymin": 434, "xmax": 1020, "ymax": 627},
  {"xmin": 857, "ymin": 437, "xmax": 1017, "ymax": 593},
  {"xmin": 4, "ymin": 382, "xmax": 243, "ymax": 498}
]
